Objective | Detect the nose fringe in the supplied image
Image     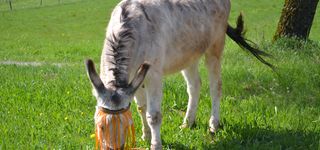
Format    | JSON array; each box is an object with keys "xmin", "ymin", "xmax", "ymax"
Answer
[{"xmin": 95, "ymin": 108, "xmax": 135, "ymax": 150}]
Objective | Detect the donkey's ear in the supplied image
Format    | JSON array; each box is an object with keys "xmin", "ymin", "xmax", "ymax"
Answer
[
  {"xmin": 85, "ymin": 59, "xmax": 106, "ymax": 93},
  {"xmin": 126, "ymin": 62, "xmax": 150, "ymax": 94}
]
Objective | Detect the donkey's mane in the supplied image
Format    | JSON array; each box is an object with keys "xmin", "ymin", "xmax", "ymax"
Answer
[{"xmin": 106, "ymin": 1, "xmax": 135, "ymax": 87}]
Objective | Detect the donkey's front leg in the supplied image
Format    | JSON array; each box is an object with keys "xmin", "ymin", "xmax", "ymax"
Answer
[
  {"xmin": 134, "ymin": 87, "xmax": 151, "ymax": 141},
  {"xmin": 145, "ymin": 71, "xmax": 163, "ymax": 150}
]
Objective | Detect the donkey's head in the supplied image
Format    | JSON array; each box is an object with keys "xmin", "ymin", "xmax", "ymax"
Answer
[
  {"xmin": 85, "ymin": 59, "xmax": 150, "ymax": 110},
  {"xmin": 85, "ymin": 59, "xmax": 149, "ymax": 149}
]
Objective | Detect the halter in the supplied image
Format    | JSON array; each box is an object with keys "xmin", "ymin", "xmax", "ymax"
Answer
[
  {"xmin": 98, "ymin": 103, "xmax": 131, "ymax": 114},
  {"xmin": 95, "ymin": 103, "xmax": 135, "ymax": 150}
]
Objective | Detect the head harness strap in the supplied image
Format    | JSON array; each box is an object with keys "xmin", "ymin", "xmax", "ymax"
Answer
[{"xmin": 98, "ymin": 103, "xmax": 131, "ymax": 114}]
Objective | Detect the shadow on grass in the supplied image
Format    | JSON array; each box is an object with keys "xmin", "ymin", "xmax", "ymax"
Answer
[
  {"xmin": 162, "ymin": 123, "xmax": 319, "ymax": 150},
  {"xmin": 162, "ymin": 141, "xmax": 197, "ymax": 150},
  {"xmin": 203, "ymin": 124, "xmax": 320, "ymax": 149}
]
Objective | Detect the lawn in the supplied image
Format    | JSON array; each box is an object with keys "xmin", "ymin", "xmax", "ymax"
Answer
[{"xmin": 0, "ymin": 0, "xmax": 319, "ymax": 149}]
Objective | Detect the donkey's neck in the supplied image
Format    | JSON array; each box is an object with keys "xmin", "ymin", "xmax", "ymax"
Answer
[
  {"xmin": 100, "ymin": 24, "xmax": 136, "ymax": 88},
  {"xmin": 99, "ymin": 1, "xmax": 146, "ymax": 88}
]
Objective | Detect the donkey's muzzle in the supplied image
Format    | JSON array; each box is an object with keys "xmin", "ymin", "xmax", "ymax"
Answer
[{"xmin": 95, "ymin": 105, "xmax": 135, "ymax": 150}]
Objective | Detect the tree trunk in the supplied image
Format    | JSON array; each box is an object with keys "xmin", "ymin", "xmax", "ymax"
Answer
[{"xmin": 274, "ymin": 0, "xmax": 319, "ymax": 40}]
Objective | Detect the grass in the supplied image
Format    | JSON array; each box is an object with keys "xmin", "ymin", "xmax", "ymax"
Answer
[
  {"xmin": 0, "ymin": 0, "xmax": 320, "ymax": 149},
  {"xmin": 0, "ymin": 0, "xmax": 85, "ymax": 11}
]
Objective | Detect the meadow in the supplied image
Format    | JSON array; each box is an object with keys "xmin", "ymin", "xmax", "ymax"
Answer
[{"xmin": 0, "ymin": 0, "xmax": 320, "ymax": 149}]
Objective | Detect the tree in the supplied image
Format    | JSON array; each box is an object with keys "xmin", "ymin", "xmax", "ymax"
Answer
[{"xmin": 274, "ymin": 0, "xmax": 319, "ymax": 40}]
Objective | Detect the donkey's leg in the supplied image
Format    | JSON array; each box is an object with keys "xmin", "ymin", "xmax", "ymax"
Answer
[
  {"xmin": 180, "ymin": 62, "xmax": 201, "ymax": 128},
  {"xmin": 205, "ymin": 40, "xmax": 224, "ymax": 133},
  {"xmin": 134, "ymin": 87, "xmax": 151, "ymax": 141},
  {"xmin": 145, "ymin": 71, "xmax": 163, "ymax": 149}
]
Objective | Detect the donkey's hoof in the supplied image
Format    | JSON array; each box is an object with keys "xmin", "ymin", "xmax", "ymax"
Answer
[
  {"xmin": 179, "ymin": 123, "xmax": 189, "ymax": 129},
  {"xmin": 151, "ymin": 144, "xmax": 162, "ymax": 150},
  {"xmin": 179, "ymin": 122, "xmax": 195, "ymax": 129},
  {"xmin": 209, "ymin": 123, "xmax": 221, "ymax": 135},
  {"xmin": 209, "ymin": 127, "xmax": 217, "ymax": 135},
  {"xmin": 209, "ymin": 117, "xmax": 220, "ymax": 134}
]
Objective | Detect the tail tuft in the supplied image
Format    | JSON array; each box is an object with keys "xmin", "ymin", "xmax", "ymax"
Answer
[
  {"xmin": 236, "ymin": 13, "xmax": 244, "ymax": 35},
  {"xmin": 227, "ymin": 13, "xmax": 274, "ymax": 70}
]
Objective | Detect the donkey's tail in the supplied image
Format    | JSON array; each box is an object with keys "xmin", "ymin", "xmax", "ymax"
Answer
[{"xmin": 226, "ymin": 13, "xmax": 274, "ymax": 69}]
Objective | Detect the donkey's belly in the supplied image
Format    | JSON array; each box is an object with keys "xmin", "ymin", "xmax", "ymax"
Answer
[
  {"xmin": 162, "ymin": 48, "xmax": 205, "ymax": 75},
  {"xmin": 161, "ymin": 25, "xmax": 212, "ymax": 74}
]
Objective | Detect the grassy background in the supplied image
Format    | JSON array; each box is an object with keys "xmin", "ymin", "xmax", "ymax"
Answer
[{"xmin": 0, "ymin": 0, "xmax": 320, "ymax": 149}]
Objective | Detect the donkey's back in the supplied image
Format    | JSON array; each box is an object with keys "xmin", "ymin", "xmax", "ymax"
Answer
[{"xmin": 107, "ymin": 0, "xmax": 231, "ymax": 75}]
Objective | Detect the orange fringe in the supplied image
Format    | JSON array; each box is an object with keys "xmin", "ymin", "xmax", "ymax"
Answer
[{"xmin": 95, "ymin": 109, "xmax": 135, "ymax": 150}]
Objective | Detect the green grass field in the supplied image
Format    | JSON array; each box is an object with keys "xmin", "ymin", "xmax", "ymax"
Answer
[{"xmin": 0, "ymin": 0, "xmax": 320, "ymax": 149}]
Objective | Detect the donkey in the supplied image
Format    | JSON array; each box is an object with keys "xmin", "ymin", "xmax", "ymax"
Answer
[{"xmin": 85, "ymin": 0, "xmax": 272, "ymax": 149}]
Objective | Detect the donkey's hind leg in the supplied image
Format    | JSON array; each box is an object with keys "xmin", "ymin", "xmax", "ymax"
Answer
[
  {"xmin": 134, "ymin": 87, "xmax": 151, "ymax": 141},
  {"xmin": 205, "ymin": 39, "xmax": 224, "ymax": 134},
  {"xmin": 180, "ymin": 61, "xmax": 201, "ymax": 128}
]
